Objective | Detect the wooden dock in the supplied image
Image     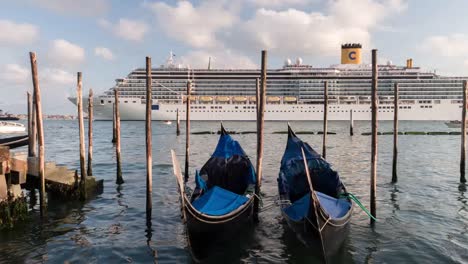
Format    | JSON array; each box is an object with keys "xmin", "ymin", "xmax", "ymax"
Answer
[{"xmin": 1, "ymin": 147, "xmax": 103, "ymax": 202}]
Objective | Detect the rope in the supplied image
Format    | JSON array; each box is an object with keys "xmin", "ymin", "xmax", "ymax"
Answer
[
  {"xmin": 319, "ymin": 216, "xmax": 331, "ymax": 232},
  {"xmin": 339, "ymin": 193, "xmax": 377, "ymax": 221},
  {"xmin": 252, "ymin": 192, "xmax": 263, "ymax": 208}
]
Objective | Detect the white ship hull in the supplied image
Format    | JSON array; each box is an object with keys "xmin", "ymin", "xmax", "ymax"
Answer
[{"xmin": 69, "ymin": 98, "xmax": 462, "ymax": 121}]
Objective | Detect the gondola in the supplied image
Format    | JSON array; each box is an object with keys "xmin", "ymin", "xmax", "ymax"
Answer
[
  {"xmin": 0, "ymin": 135, "xmax": 29, "ymax": 149},
  {"xmin": 171, "ymin": 125, "xmax": 256, "ymax": 242},
  {"xmin": 277, "ymin": 125, "xmax": 353, "ymax": 256}
]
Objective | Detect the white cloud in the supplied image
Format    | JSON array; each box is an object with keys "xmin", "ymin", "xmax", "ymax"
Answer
[
  {"xmin": 94, "ymin": 47, "xmax": 114, "ymax": 60},
  {"xmin": 0, "ymin": 19, "xmax": 39, "ymax": 45},
  {"xmin": 180, "ymin": 49, "xmax": 257, "ymax": 69},
  {"xmin": 147, "ymin": 0, "xmax": 406, "ymax": 57},
  {"xmin": 225, "ymin": 0, "xmax": 406, "ymax": 57},
  {"xmin": 48, "ymin": 39, "xmax": 85, "ymax": 66},
  {"xmin": 0, "ymin": 63, "xmax": 75, "ymax": 85},
  {"xmin": 0, "ymin": 62, "xmax": 76, "ymax": 114},
  {"xmin": 246, "ymin": 0, "xmax": 316, "ymax": 8},
  {"xmin": 146, "ymin": 1, "xmax": 237, "ymax": 48},
  {"xmin": 30, "ymin": 0, "xmax": 109, "ymax": 16},
  {"xmin": 0, "ymin": 64, "xmax": 30, "ymax": 84},
  {"xmin": 423, "ymin": 34, "xmax": 468, "ymax": 57},
  {"xmin": 99, "ymin": 18, "xmax": 149, "ymax": 42},
  {"xmin": 41, "ymin": 68, "xmax": 75, "ymax": 85}
]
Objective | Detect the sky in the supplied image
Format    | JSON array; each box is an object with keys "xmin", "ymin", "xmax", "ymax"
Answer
[{"xmin": 1, "ymin": 0, "xmax": 468, "ymax": 114}]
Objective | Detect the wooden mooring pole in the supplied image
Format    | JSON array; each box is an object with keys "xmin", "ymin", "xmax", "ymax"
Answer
[
  {"xmin": 112, "ymin": 103, "xmax": 116, "ymax": 143},
  {"xmin": 77, "ymin": 72, "xmax": 87, "ymax": 200},
  {"xmin": 370, "ymin": 49, "xmax": 378, "ymax": 224},
  {"xmin": 145, "ymin": 57, "xmax": 153, "ymax": 219},
  {"xmin": 254, "ymin": 51, "xmax": 267, "ymax": 219},
  {"xmin": 27, "ymin": 92, "xmax": 34, "ymax": 157},
  {"xmin": 87, "ymin": 89, "xmax": 94, "ymax": 177},
  {"xmin": 350, "ymin": 109, "xmax": 354, "ymax": 136},
  {"xmin": 322, "ymin": 81, "xmax": 328, "ymax": 159},
  {"xmin": 31, "ymin": 92, "xmax": 37, "ymax": 157},
  {"xmin": 176, "ymin": 108, "xmax": 180, "ymax": 136},
  {"xmin": 115, "ymin": 90, "xmax": 124, "ymax": 184},
  {"xmin": 392, "ymin": 83, "xmax": 399, "ymax": 183},
  {"xmin": 184, "ymin": 81, "xmax": 191, "ymax": 182},
  {"xmin": 29, "ymin": 52, "xmax": 46, "ymax": 217},
  {"xmin": 461, "ymin": 80, "xmax": 467, "ymax": 183},
  {"xmin": 256, "ymin": 78, "xmax": 260, "ymax": 119}
]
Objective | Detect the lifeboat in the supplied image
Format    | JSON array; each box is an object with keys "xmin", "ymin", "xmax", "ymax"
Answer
[
  {"xmin": 200, "ymin": 96, "xmax": 213, "ymax": 102},
  {"xmin": 284, "ymin": 96, "xmax": 297, "ymax": 102},
  {"xmin": 217, "ymin": 96, "xmax": 230, "ymax": 102},
  {"xmin": 267, "ymin": 96, "xmax": 281, "ymax": 103},
  {"xmin": 189, "ymin": 96, "xmax": 198, "ymax": 102},
  {"xmin": 233, "ymin": 96, "xmax": 247, "ymax": 102},
  {"xmin": 249, "ymin": 96, "xmax": 257, "ymax": 102}
]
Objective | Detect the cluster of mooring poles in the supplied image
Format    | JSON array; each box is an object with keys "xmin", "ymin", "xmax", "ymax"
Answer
[{"xmin": 26, "ymin": 52, "xmax": 103, "ymax": 219}]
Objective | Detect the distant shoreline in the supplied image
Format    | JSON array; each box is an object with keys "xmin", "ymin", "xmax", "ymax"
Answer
[{"xmin": 13, "ymin": 114, "xmax": 76, "ymax": 120}]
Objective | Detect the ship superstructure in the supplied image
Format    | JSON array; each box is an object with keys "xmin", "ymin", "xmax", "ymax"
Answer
[{"xmin": 69, "ymin": 45, "xmax": 467, "ymax": 121}]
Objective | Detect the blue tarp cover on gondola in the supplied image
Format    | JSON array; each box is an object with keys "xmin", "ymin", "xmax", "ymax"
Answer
[
  {"xmin": 283, "ymin": 192, "xmax": 351, "ymax": 221},
  {"xmin": 192, "ymin": 186, "xmax": 249, "ymax": 216},
  {"xmin": 278, "ymin": 127, "xmax": 344, "ymax": 202},
  {"xmin": 191, "ymin": 127, "xmax": 255, "ymax": 216},
  {"xmin": 199, "ymin": 131, "xmax": 256, "ymax": 195}
]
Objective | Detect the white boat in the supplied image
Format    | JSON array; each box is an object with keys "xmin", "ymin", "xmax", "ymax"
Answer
[
  {"xmin": 445, "ymin": 120, "xmax": 467, "ymax": 128},
  {"xmin": 164, "ymin": 120, "xmax": 172, "ymax": 125},
  {"xmin": 68, "ymin": 45, "xmax": 468, "ymax": 121},
  {"xmin": 0, "ymin": 121, "xmax": 25, "ymax": 133}
]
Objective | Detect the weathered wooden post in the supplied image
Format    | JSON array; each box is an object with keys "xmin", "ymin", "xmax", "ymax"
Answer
[
  {"xmin": 29, "ymin": 52, "xmax": 46, "ymax": 217},
  {"xmin": 112, "ymin": 103, "xmax": 116, "ymax": 143},
  {"xmin": 27, "ymin": 92, "xmax": 34, "ymax": 157},
  {"xmin": 370, "ymin": 49, "xmax": 378, "ymax": 224},
  {"xmin": 31, "ymin": 93, "xmax": 37, "ymax": 157},
  {"xmin": 176, "ymin": 108, "xmax": 180, "ymax": 136},
  {"xmin": 256, "ymin": 78, "xmax": 260, "ymax": 119},
  {"xmin": 461, "ymin": 80, "xmax": 467, "ymax": 183},
  {"xmin": 145, "ymin": 57, "xmax": 153, "ymax": 219},
  {"xmin": 77, "ymin": 72, "xmax": 87, "ymax": 200},
  {"xmin": 184, "ymin": 81, "xmax": 191, "ymax": 182},
  {"xmin": 392, "ymin": 83, "xmax": 399, "ymax": 183},
  {"xmin": 115, "ymin": 90, "xmax": 124, "ymax": 184},
  {"xmin": 254, "ymin": 51, "xmax": 267, "ymax": 219},
  {"xmin": 322, "ymin": 81, "xmax": 328, "ymax": 159},
  {"xmin": 350, "ymin": 109, "xmax": 354, "ymax": 136},
  {"xmin": 87, "ymin": 89, "xmax": 93, "ymax": 176}
]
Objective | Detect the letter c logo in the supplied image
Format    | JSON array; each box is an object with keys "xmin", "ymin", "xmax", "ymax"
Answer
[{"xmin": 348, "ymin": 51, "xmax": 357, "ymax": 60}]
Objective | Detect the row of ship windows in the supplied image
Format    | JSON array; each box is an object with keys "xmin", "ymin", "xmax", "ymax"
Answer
[{"xmin": 166, "ymin": 109, "xmax": 414, "ymax": 113}]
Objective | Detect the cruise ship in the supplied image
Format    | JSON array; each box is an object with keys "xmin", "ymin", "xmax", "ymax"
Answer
[{"xmin": 69, "ymin": 44, "xmax": 467, "ymax": 121}]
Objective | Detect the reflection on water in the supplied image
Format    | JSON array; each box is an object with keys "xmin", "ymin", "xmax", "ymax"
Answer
[
  {"xmin": 390, "ymin": 184, "xmax": 400, "ymax": 212},
  {"xmin": 0, "ymin": 120, "xmax": 467, "ymax": 263}
]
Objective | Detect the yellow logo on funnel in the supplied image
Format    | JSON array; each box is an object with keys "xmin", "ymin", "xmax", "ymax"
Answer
[{"xmin": 341, "ymin": 44, "xmax": 362, "ymax": 64}]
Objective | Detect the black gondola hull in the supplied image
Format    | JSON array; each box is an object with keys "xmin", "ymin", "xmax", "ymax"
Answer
[{"xmin": 279, "ymin": 194, "xmax": 353, "ymax": 255}]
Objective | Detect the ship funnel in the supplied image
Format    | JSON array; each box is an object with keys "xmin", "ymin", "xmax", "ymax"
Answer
[
  {"xmin": 341, "ymin": 43, "xmax": 362, "ymax": 64},
  {"xmin": 406, "ymin": 58, "xmax": 413, "ymax": 68}
]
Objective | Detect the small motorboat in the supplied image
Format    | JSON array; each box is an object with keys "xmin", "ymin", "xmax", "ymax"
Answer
[
  {"xmin": 0, "ymin": 109, "xmax": 19, "ymax": 121},
  {"xmin": 0, "ymin": 121, "xmax": 26, "ymax": 133},
  {"xmin": 445, "ymin": 120, "xmax": 465, "ymax": 128},
  {"xmin": 164, "ymin": 120, "xmax": 172, "ymax": 125}
]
